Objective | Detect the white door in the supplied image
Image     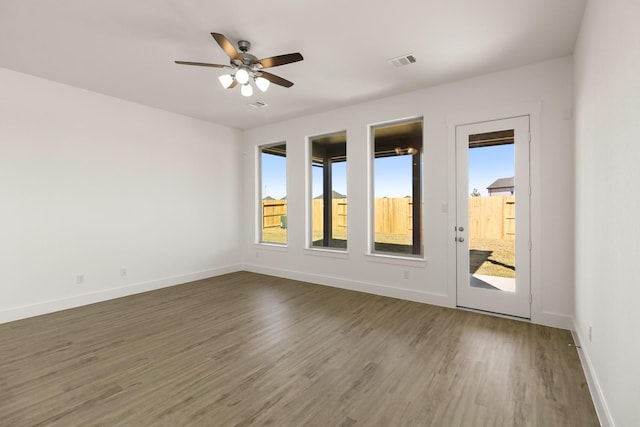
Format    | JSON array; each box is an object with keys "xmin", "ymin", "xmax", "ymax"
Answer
[{"xmin": 455, "ymin": 116, "xmax": 531, "ymax": 319}]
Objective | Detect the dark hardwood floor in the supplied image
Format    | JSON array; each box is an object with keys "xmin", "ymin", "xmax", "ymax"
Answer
[{"xmin": 0, "ymin": 272, "xmax": 598, "ymax": 426}]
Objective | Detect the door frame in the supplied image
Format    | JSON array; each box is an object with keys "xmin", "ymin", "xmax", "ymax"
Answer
[
  {"xmin": 455, "ymin": 116, "xmax": 530, "ymax": 318},
  {"xmin": 446, "ymin": 102, "xmax": 542, "ymax": 321}
]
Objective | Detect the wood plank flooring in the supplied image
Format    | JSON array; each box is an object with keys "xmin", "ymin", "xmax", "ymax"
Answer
[{"xmin": 0, "ymin": 272, "xmax": 598, "ymax": 426}]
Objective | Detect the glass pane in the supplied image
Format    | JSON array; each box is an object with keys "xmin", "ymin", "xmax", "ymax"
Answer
[
  {"xmin": 372, "ymin": 120, "xmax": 423, "ymax": 256},
  {"xmin": 310, "ymin": 132, "xmax": 347, "ymax": 249},
  {"xmin": 468, "ymin": 130, "xmax": 515, "ymax": 292},
  {"xmin": 261, "ymin": 144, "xmax": 287, "ymax": 244}
]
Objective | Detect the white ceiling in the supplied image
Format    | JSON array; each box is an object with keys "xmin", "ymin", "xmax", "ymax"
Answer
[{"xmin": 0, "ymin": 0, "xmax": 586, "ymax": 130}]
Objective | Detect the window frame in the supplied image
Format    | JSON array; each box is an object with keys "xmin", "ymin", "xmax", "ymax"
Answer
[
  {"xmin": 307, "ymin": 130, "xmax": 348, "ymax": 251},
  {"xmin": 257, "ymin": 142, "xmax": 288, "ymax": 246},
  {"xmin": 368, "ymin": 117, "xmax": 424, "ymax": 259}
]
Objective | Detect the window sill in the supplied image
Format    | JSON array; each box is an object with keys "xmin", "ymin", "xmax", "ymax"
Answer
[
  {"xmin": 254, "ymin": 243, "xmax": 288, "ymax": 252},
  {"xmin": 303, "ymin": 247, "xmax": 349, "ymax": 259},
  {"xmin": 365, "ymin": 253, "xmax": 427, "ymax": 268}
]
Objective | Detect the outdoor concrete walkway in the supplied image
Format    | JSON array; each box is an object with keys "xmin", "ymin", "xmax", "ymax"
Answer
[{"xmin": 470, "ymin": 274, "xmax": 516, "ymax": 292}]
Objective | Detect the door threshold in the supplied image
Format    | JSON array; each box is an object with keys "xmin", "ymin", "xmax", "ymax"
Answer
[{"xmin": 457, "ymin": 305, "xmax": 531, "ymax": 322}]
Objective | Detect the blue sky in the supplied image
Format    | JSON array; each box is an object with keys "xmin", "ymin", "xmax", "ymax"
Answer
[
  {"xmin": 373, "ymin": 156, "xmax": 413, "ymax": 198},
  {"xmin": 261, "ymin": 153, "xmax": 287, "ymax": 199},
  {"xmin": 262, "ymin": 144, "xmax": 514, "ymax": 199},
  {"xmin": 468, "ymin": 144, "xmax": 514, "ymax": 196},
  {"xmin": 312, "ymin": 162, "xmax": 347, "ymax": 198}
]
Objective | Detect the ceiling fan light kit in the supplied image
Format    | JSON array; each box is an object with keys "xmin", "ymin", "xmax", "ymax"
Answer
[
  {"xmin": 176, "ymin": 32, "xmax": 303, "ymax": 97},
  {"xmin": 234, "ymin": 68, "xmax": 250, "ymax": 85},
  {"xmin": 255, "ymin": 76, "xmax": 270, "ymax": 92},
  {"xmin": 218, "ymin": 74, "xmax": 234, "ymax": 89},
  {"xmin": 240, "ymin": 83, "xmax": 253, "ymax": 97}
]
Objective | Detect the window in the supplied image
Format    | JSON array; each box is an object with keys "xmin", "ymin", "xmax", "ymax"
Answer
[
  {"xmin": 371, "ymin": 119, "xmax": 423, "ymax": 256},
  {"xmin": 260, "ymin": 143, "xmax": 287, "ymax": 244},
  {"xmin": 310, "ymin": 132, "xmax": 347, "ymax": 249}
]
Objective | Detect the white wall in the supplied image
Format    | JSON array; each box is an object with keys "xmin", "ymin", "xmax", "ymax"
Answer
[
  {"xmin": 573, "ymin": 1, "xmax": 640, "ymax": 425},
  {"xmin": 0, "ymin": 67, "xmax": 243, "ymax": 323},
  {"xmin": 242, "ymin": 57, "xmax": 575, "ymax": 328}
]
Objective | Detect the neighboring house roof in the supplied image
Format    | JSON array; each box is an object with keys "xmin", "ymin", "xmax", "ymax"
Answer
[
  {"xmin": 487, "ymin": 177, "xmax": 514, "ymax": 190},
  {"xmin": 262, "ymin": 196, "xmax": 275, "ymax": 201},
  {"xmin": 314, "ymin": 190, "xmax": 346, "ymax": 199}
]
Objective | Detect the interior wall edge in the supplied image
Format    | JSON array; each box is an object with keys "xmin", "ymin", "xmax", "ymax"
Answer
[
  {"xmin": 572, "ymin": 319, "xmax": 615, "ymax": 427},
  {"xmin": 0, "ymin": 264, "xmax": 243, "ymax": 325}
]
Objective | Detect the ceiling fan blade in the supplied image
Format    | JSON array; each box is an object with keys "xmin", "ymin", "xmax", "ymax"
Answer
[
  {"xmin": 227, "ymin": 80, "xmax": 238, "ymax": 89},
  {"xmin": 259, "ymin": 71, "xmax": 294, "ymax": 88},
  {"xmin": 175, "ymin": 60, "xmax": 231, "ymax": 68},
  {"xmin": 211, "ymin": 32, "xmax": 242, "ymax": 62},
  {"xmin": 257, "ymin": 53, "xmax": 304, "ymax": 69}
]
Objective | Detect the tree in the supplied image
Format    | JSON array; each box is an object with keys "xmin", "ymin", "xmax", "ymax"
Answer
[{"xmin": 471, "ymin": 188, "xmax": 481, "ymax": 197}]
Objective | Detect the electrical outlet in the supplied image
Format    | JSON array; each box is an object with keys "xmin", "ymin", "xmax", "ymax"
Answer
[
  {"xmin": 403, "ymin": 270, "xmax": 410, "ymax": 280},
  {"xmin": 76, "ymin": 274, "xmax": 84, "ymax": 285},
  {"xmin": 588, "ymin": 326, "xmax": 592, "ymax": 342}
]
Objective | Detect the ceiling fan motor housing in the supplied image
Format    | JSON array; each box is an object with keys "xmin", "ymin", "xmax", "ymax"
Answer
[
  {"xmin": 236, "ymin": 40, "xmax": 258, "ymax": 67},
  {"xmin": 238, "ymin": 40, "xmax": 251, "ymax": 52}
]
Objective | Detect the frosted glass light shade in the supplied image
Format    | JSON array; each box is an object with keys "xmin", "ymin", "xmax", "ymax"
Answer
[
  {"xmin": 255, "ymin": 76, "xmax": 270, "ymax": 92},
  {"xmin": 218, "ymin": 74, "xmax": 234, "ymax": 89},
  {"xmin": 241, "ymin": 83, "xmax": 253, "ymax": 97},
  {"xmin": 235, "ymin": 68, "xmax": 250, "ymax": 85}
]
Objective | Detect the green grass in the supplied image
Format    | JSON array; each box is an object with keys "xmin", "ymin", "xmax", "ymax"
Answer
[
  {"xmin": 374, "ymin": 232, "xmax": 411, "ymax": 245},
  {"xmin": 469, "ymin": 237, "xmax": 515, "ymax": 278},
  {"xmin": 261, "ymin": 227, "xmax": 287, "ymax": 244},
  {"xmin": 262, "ymin": 228, "xmax": 413, "ymax": 248},
  {"xmin": 261, "ymin": 228, "xmax": 515, "ymax": 279},
  {"xmin": 263, "ymin": 228, "xmax": 416, "ymax": 252}
]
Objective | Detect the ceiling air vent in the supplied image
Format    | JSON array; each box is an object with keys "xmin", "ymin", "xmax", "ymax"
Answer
[
  {"xmin": 248, "ymin": 101, "xmax": 269, "ymax": 108},
  {"xmin": 388, "ymin": 53, "xmax": 417, "ymax": 68}
]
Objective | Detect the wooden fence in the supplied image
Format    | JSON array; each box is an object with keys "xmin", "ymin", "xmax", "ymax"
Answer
[
  {"xmin": 262, "ymin": 195, "xmax": 514, "ymax": 240},
  {"xmin": 262, "ymin": 200, "xmax": 287, "ymax": 228},
  {"xmin": 262, "ymin": 199, "xmax": 349, "ymax": 232},
  {"xmin": 309, "ymin": 197, "xmax": 413, "ymax": 234},
  {"xmin": 311, "ymin": 198, "xmax": 348, "ymax": 233},
  {"xmin": 468, "ymin": 196, "xmax": 515, "ymax": 240},
  {"xmin": 374, "ymin": 198, "xmax": 413, "ymax": 233}
]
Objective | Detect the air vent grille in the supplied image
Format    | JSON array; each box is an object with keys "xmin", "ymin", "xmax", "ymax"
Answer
[
  {"xmin": 388, "ymin": 54, "xmax": 417, "ymax": 68},
  {"xmin": 248, "ymin": 101, "xmax": 269, "ymax": 108}
]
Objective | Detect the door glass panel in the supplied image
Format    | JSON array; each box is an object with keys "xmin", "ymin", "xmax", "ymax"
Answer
[{"xmin": 468, "ymin": 129, "xmax": 515, "ymax": 292}]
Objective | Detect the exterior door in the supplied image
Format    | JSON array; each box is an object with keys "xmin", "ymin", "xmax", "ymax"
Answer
[{"xmin": 455, "ymin": 116, "xmax": 530, "ymax": 318}]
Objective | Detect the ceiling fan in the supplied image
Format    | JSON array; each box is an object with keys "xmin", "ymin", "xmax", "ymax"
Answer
[{"xmin": 175, "ymin": 32, "xmax": 304, "ymax": 97}]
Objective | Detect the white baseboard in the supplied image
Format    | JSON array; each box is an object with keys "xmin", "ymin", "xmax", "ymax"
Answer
[
  {"xmin": 243, "ymin": 263, "xmax": 452, "ymax": 308},
  {"xmin": 532, "ymin": 310, "xmax": 574, "ymax": 330},
  {"xmin": 572, "ymin": 319, "xmax": 614, "ymax": 427},
  {"xmin": 2, "ymin": 262, "xmax": 577, "ymax": 337},
  {"xmin": 0, "ymin": 264, "xmax": 242, "ymax": 324},
  {"xmin": 244, "ymin": 264, "xmax": 576, "ymax": 330}
]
